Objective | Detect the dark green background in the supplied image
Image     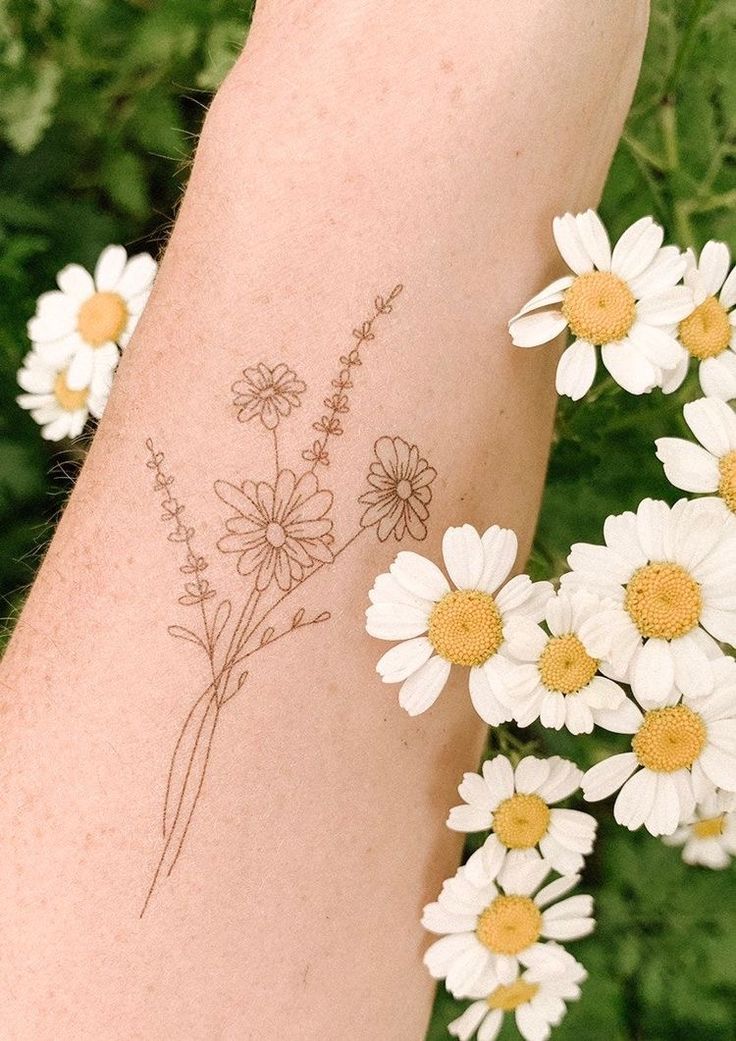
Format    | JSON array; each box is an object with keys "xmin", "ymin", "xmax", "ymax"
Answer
[{"xmin": 1, "ymin": 2, "xmax": 735, "ymax": 1038}]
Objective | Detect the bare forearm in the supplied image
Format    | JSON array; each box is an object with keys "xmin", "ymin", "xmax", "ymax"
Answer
[{"xmin": 0, "ymin": 3, "xmax": 648, "ymax": 1038}]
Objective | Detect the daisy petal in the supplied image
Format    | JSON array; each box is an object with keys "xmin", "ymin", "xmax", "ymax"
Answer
[
  {"xmin": 601, "ymin": 340, "xmax": 658, "ymax": 395},
  {"xmin": 611, "ymin": 216, "xmax": 663, "ymax": 281},
  {"xmin": 659, "ymin": 352, "xmax": 689, "ymax": 395},
  {"xmin": 390, "ymin": 551, "xmax": 450, "ymax": 601},
  {"xmin": 555, "ymin": 340, "xmax": 596, "ymax": 400},
  {"xmin": 655, "ymin": 437, "xmax": 720, "ymax": 493},
  {"xmin": 365, "ymin": 602, "xmax": 429, "ymax": 640},
  {"xmin": 481, "ymin": 755, "xmax": 516, "ymax": 803},
  {"xmin": 477, "ymin": 1010, "xmax": 503, "ymax": 1041},
  {"xmin": 94, "ymin": 245, "xmax": 127, "ymax": 291},
  {"xmin": 553, "ymin": 213, "xmax": 595, "ymax": 275},
  {"xmin": 478, "ymin": 526, "xmax": 518, "ymax": 594},
  {"xmin": 698, "ymin": 240, "xmax": 731, "ymax": 297},
  {"xmin": 700, "ymin": 605, "xmax": 736, "ymax": 646},
  {"xmin": 629, "ymin": 245, "xmax": 686, "ymax": 298},
  {"xmin": 443, "ymin": 525, "xmax": 485, "ymax": 589},
  {"xmin": 684, "ymin": 396, "xmax": 736, "ymax": 457},
  {"xmin": 65, "ymin": 345, "xmax": 95, "ymax": 391},
  {"xmin": 636, "ymin": 286, "xmax": 695, "ymax": 325},
  {"xmin": 614, "ymin": 769, "xmax": 657, "ymax": 831},
  {"xmin": 645, "ymin": 774, "xmax": 684, "ymax": 836},
  {"xmin": 700, "ymin": 352, "xmax": 736, "ymax": 401},
  {"xmin": 448, "ymin": 1001, "xmax": 489, "ymax": 1041},
  {"xmin": 469, "ymin": 666, "xmax": 512, "ymax": 726},
  {"xmin": 699, "ymin": 745, "xmax": 736, "ymax": 791},
  {"xmin": 671, "ymin": 634, "xmax": 714, "ymax": 699},
  {"xmin": 630, "ymin": 638, "xmax": 675, "ymax": 708},
  {"xmin": 534, "ymin": 873, "xmax": 580, "ymax": 909},
  {"xmin": 509, "ymin": 310, "xmax": 568, "ymax": 348},
  {"xmin": 720, "ymin": 264, "xmax": 736, "ymax": 309},
  {"xmin": 398, "ymin": 656, "xmax": 451, "ymax": 715},
  {"xmin": 509, "ymin": 276, "xmax": 574, "ymax": 322},
  {"xmin": 626, "ymin": 322, "xmax": 683, "ymax": 369},
  {"xmin": 56, "ymin": 263, "xmax": 94, "ymax": 301},
  {"xmin": 593, "ymin": 699, "xmax": 643, "ymax": 734},
  {"xmin": 514, "ymin": 756, "xmax": 550, "ymax": 795},
  {"xmin": 582, "ymin": 753, "xmax": 638, "ymax": 801},
  {"xmin": 458, "ymin": 772, "xmax": 496, "ymax": 812},
  {"xmin": 635, "ymin": 497, "xmax": 671, "ymax": 560},
  {"xmin": 376, "ymin": 636, "xmax": 434, "ymax": 682},
  {"xmin": 576, "ymin": 210, "xmax": 611, "ymax": 271},
  {"xmin": 116, "ymin": 252, "xmax": 157, "ymax": 297},
  {"xmin": 447, "ymin": 803, "xmax": 493, "ymax": 833}
]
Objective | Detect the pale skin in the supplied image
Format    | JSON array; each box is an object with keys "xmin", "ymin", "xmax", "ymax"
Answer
[{"xmin": 0, "ymin": 3, "xmax": 649, "ymax": 1038}]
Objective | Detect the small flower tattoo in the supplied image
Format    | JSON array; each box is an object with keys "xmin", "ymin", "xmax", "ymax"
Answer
[
  {"xmin": 359, "ymin": 436, "xmax": 436, "ymax": 542},
  {"xmin": 232, "ymin": 362, "xmax": 306, "ymax": 430},
  {"xmin": 215, "ymin": 469, "xmax": 334, "ymax": 591}
]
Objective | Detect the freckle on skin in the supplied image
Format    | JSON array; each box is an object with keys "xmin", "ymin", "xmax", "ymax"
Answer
[{"xmin": 440, "ymin": 59, "xmax": 454, "ymax": 73}]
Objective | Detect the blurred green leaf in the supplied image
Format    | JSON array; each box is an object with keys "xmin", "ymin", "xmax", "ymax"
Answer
[
  {"xmin": 101, "ymin": 150, "xmax": 149, "ymax": 218},
  {"xmin": 0, "ymin": 58, "xmax": 61, "ymax": 153}
]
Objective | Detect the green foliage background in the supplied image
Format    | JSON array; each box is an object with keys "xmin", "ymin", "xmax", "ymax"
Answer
[{"xmin": 1, "ymin": 2, "xmax": 735, "ymax": 1038}]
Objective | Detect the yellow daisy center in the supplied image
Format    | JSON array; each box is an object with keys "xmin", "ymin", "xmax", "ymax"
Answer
[
  {"xmin": 487, "ymin": 979, "xmax": 540, "ymax": 1012},
  {"xmin": 624, "ymin": 562, "xmax": 702, "ymax": 640},
  {"xmin": 53, "ymin": 371, "xmax": 89, "ymax": 413},
  {"xmin": 632, "ymin": 704, "xmax": 706, "ymax": 772},
  {"xmin": 718, "ymin": 450, "xmax": 736, "ymax": 514},
  {"xmin": 538, "ymin": 633, "xmax": 598, "ymax": 694},
  {"xmin": 492, "ymin": 793, "xmax": 551, "ymax": 849},
  {"xmin": 678, "ymin": 296, "xmax": 731, "ymax": 360},
  {"xmin": 476, "ymin": 895, "xmax": 542, "ymax": 955},
  {"xmin": 692, "ymin": 815, "xmax": 726, "ymax": 839},
  {"xmin": 562, "ymin": 271, "xmax": 636, "ymax": 345},
  {"xmin": 77, "ymin": 291, "xmax": 128, "ymax": 347},
  {"xmin": 428, "ymin": 589, "xmax": 503, "ymax": 667}
]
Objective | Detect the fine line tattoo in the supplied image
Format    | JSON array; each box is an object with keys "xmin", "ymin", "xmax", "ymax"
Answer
[{"xmin": 140, "ymin": 284, "xmax": 437, "ymax": 915}]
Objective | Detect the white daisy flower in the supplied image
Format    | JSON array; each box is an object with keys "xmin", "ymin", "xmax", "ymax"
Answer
[
  {"xmin": 676, "ymin": 241, "xmax": 736, "ymax": 401},
  {"xmin": 581, "ymin": 653, "xmax": 736, "ymax": 837},
  {"xmin": 560, "ymin": 497, "xmax": 736, "ymax": 706},
  {"xmin": 16, "ymin": 347, "xmax": 111, "ymax": 441},
  {"xmin": 422, "ymin": 857, "xmax": 594, "ymax": 998},
  {"xmin": 508, "ymin": 211, "xmax": 693, "ymax": 400},
  {"xmin": 503, "ymin": 589, "xmax": 627, "ymax": 733},
  {"xmin": 448, "ymin": 945, "xmax": 587, "ymax": 1041},
  {"xmin": 28, "ymin": 244, "xmax": 157, "ymax": 390},
  {"xmin": 366, "ymin": 524, "xmax": 553, "ymax": 719},
  {"xmin": 663, "ymin": 789, "xmax": 736, "ymax": 869},
  {"xmin": 447, "ymin": 754, "xmax": 597, "ymax": 876},
  {"xmin": 656, "ymin": 397, "xmax": 736, "ymax": 519}
]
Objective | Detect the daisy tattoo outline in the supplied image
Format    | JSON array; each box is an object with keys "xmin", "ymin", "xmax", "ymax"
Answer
[{"xmin": 140, "ymin": 283, "xmax": 437, "ymax": 915}]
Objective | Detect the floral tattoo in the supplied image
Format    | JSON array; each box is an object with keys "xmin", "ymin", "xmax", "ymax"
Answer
[{"xmin": 140, "ymin": 283, "xmax": 436, "ymax": 914}]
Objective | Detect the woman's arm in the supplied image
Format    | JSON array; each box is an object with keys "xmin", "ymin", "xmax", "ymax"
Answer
[{"xmin": 0, "ymin": 3, "xmax": 649, "ymax": 1038}]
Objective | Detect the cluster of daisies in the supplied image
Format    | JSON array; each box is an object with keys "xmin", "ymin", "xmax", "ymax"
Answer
[
  {"xmin": 17, "ymin": 245, "xmax": 157, "ymax": 440},
  {"xmin": 367, "ymin": 212, "xmax": 736, "ymax": 1040}
]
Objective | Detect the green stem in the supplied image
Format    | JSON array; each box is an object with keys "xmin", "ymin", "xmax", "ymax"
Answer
[{"xmin": 664, "ymin": 0, "xmax": 707, "ymax": 100}]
